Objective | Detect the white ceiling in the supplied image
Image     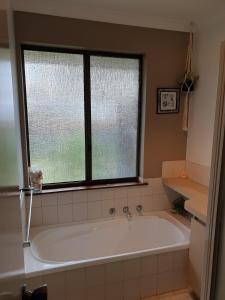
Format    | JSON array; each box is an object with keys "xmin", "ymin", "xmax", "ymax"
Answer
[{"xmin": 11, "ymin": 0, "xmax": 225, "ymax": 32}]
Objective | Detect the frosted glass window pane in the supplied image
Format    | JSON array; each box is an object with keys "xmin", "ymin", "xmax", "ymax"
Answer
[
  {"xmin": 24, "ymin": 50, "xmax": 85, "ymax": 184},
  {"xmin": 90, "ymin": 56, "xmax": 139, "ymax": 180}
]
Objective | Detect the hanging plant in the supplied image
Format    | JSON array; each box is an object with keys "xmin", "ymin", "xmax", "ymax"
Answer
[
  {"xmin": 180, "ymin": 71, "xmax": 197, "ymax": 92},
  {"xmin": 178, "ymin": 29, "xmax": 199, "ymax": 131}
]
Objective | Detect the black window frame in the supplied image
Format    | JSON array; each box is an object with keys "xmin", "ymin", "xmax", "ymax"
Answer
[{"xmin": 21, "ymin": 45, "xmax": 143, "ymax": 189}]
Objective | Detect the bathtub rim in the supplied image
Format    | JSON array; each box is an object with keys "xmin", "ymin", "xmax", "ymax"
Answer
[
  {"xmin": 29, "ymin": 210, "xmax": 190, "ymax": 238},
  {"xmin": 24, "ymin": 211, "xmax": 190, "ymax": 278}
]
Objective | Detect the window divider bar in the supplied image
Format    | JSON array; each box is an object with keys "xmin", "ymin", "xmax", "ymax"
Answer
[{"xmin": 83, "ymin": 54, "xmax": 92, "ymax": 182}]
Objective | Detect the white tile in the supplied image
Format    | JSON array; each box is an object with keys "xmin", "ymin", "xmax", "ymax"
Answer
[
  {"xmin": 140, "ymin": 255, "xmax": 157, "ymax": 276},
  {"xmin": 105, "ymin": 261, "xmax": 124, "ymax": 283},
  {"xmin": 124, "ymin": 258, "xmax": 141, "ymax": 280},
  {"xmin": 73, "ymin": 190, "xmax": 88, "ymax": 203},
  {"xmin": 140, "ymin": 275, "xmax": 157, "ymax": 298},
  {"xmin": 164, "ymin": 187, "xmax": 180, "ymax": 202},
  {"xmin": 123, "ymin": 278, "xmax": 140, "ymax": 300},
  {"xmin": 162, "ymin": 194, "xmax": 172, "ymax": 209},
  {"xmin": 105, "ymin": 282, "xmax": 123, "ymax": 300},
  {"xmin": 152, "ymin": 194, "xmax": 171, "ymax": 211},
  {"xmin": 102, "ymin": 199, "xmax": 115, "ymax": 218},
  {"xmin": 86, "ymin": 265, "xmax": 105, "ymax": 287},
  {"xmin": 158, "ymin": 194, "xmax": 171, "ymax": 210},
  {"xmin": 151, "ymin": 179, "xmax": 164, "ymax": 195},
  {"xmin": 67, "ymin": 287, "xmax": 86, "ymax": 300},
  {"xmin": 127, "ymin": 188, "xmax": 141, "ymax": 201},
  {"xmin": 128, "ymin": 197, "xmax": 141, "ymax": 214},
  {"xmin": 162, "ymin": 161, "xmax": 174, "ymax": 178},
  {"xmin": 140, "ymin": 185, "xmax": 152, "ymax": 196},
  {"xmin": 158, "ymin": 253, "xmax": 173, "ymax": 273},
  {"xmin": 186, "ymin": 160, "xmax": 210, "ymax": 187},
  {"xmin": 114, "ymin": 188, "xmax": 127, "ymax": 199},
  {"xmin": 152, "ymin": 195, "xmax": 162, "ymax": 211},
  {"xmin": 144, "ymin": 178, "xmax": 153, "ymax": 185},
  {"xmin": 140, "ymin": 195, "xmax": 153, "ymax": 212},
  {"xmin": 174, "ymin": 161, "xmax": 186, "ymax": 178},
  {"xmin": 31, "ymin": 207, "xmax": 43, "ymax": 226},
  {"xmin": 58, "ymin": 204, "xmax": 73, "ymax": 223},
  {"xmin": 26, "ymin": 276, "xmax": 43, "ymax": 290},
  {"xmin": 87, "ymin": 285, "xmax": 104, "ymax": 300},
  {"xmin": 42, "ymin": 272, "xmax": 66, "ymax": 300},
  {"xmin": 172, "ymin": 250, "xmax": 189, "ymax": 270},
  {"xmin": 171, "ymin": 268, "xmax": 188, "ymax": 291},
  {"xmin": 101, "ymin": 189, "xmax": 115, "ymax": 200},
  {"xmin": 162, "ymin": 161, "xmax": 186, "ymax": 179},
  {"xmin": 30, "ymin": 195, "xmax": 42, "ymax": 208},
  {"xmin": 66, "ymin": 268, "xmax": 86, "ymax": 289},
  {"xmin": 87, "ymin": 190, "xmax": 102, "ymax": 202},
  {"xmin": 129, "ymin": 187, "xmax": 142, "ymax": 195},
  {"xmin": 87, "ymin": 201, "xmax": 102, "ymax": 220},
  {"xmin": 73, "ymin": 202, "xmax": 87, "ymax": 222},
  {"xmin": 115, "ymin": 198, "xmax": 128, "ymax": 216},
  {"xmin": 41, "ymin": 193, "xmax": 57, "ymax": 207},
  {"xmin": 157, "ymin": 271, "xmax": 175, "ymax": 295},
  {"xmin": 58, "ymin": 192, "xmax": 73, "ymax": 205},
  {"xmin": 42, "ymin": 206, "xmax": 58, "ymax": 225}
]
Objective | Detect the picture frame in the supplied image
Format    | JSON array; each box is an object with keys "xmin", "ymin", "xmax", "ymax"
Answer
[{"xmin": 157, "ymin": 88, "xmax": 180, "ymax": 114}]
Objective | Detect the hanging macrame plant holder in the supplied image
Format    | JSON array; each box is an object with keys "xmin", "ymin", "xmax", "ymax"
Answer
[{"xmin": 180, "ymin": 30, "xmax": 198, "ymax": 131}]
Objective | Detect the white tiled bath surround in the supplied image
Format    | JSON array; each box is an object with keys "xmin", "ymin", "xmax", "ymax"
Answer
[
  {"xmin": 28, "ymin": 178, "xmax": 179, "ymax": 227},
  {"xmin": 26, "ymin": 249, "xmax": 189, "ymax": 300},
  {"xmin": 162, "ymin": 160, "xmax": 210, "ymax": 187},
  {"xmin": 25, "ymin": 178, "xmax": 189, "ymax": 299}
]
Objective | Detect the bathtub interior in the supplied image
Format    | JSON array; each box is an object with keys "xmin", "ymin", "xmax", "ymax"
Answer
[{"xmin": 28, "ymin": 211, "xmax": 190, "ymax": 267}]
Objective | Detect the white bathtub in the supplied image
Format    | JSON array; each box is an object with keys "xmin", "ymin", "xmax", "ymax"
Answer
[{"xmin": 30, "ymin": 212, "xmax": 190, "ymax": 268}]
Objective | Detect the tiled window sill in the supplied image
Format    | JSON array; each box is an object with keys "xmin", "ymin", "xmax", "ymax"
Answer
[{"xmin": 32, "ymin": 181, "xmax": 148, "ymax": 195}]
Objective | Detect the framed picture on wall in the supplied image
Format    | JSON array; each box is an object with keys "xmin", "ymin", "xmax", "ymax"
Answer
[{"xmin": 157, "ymin": 88, "xmax": 180, "ymax": 114}]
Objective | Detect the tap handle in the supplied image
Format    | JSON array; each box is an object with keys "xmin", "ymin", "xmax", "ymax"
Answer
[
  {"xmin": 123, "ymin": 206, "xmax": 129, "ymax": 213},
  {"xmin": 109, "ymin": 207, "xmax": 116, "ymax": 215},
  {"xmin": 136, "ymin": 204, "xmax": 143, "ymax": 213}
]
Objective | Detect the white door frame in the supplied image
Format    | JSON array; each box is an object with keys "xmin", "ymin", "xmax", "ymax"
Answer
[{"xmin": 201, "ymin": 40, "xmax": 225, "ymax": 300}]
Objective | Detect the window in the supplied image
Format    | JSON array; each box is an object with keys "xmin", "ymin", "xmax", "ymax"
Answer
[{"xmin": 22, "ymin": 46, "xmax": 142, "ymax": 187}]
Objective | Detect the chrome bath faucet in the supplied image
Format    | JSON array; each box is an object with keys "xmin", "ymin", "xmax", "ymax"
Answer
[{"xmin": 123, "ymin": 206, "xmax": 132, "ymax": 220}]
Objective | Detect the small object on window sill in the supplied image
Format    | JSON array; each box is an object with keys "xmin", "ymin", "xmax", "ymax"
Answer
[
  {"xmin": 180, "ymin": 170, "xmax": 188, "ymax": 179},
  {"xmin": 29, "ymin": 167, "xmax": 43, "ymax": 192}
]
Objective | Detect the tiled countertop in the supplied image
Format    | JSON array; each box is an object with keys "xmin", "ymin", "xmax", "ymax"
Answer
[{"xmin": 163, "ymin": 177, "xmax": 208, "ymax": 224}]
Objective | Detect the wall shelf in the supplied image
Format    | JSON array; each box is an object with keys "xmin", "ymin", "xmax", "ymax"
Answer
[{"xmin": 163, "ymin": 177, "xmax": 208, "ymax": 224}]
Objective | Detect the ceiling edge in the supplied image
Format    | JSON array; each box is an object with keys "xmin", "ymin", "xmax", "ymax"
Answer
[{"xmin": 11, "ymin": 1, "xmax": 190, "ymax": 32}]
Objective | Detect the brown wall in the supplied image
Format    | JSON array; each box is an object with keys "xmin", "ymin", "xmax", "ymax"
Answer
[
  {"xmin": 0, "ymin": 11, "xmax": 9, "ymax": 47},
  {"xmin": 14, "ymin": 11, "xmax": 188, "ymax": 178}
]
